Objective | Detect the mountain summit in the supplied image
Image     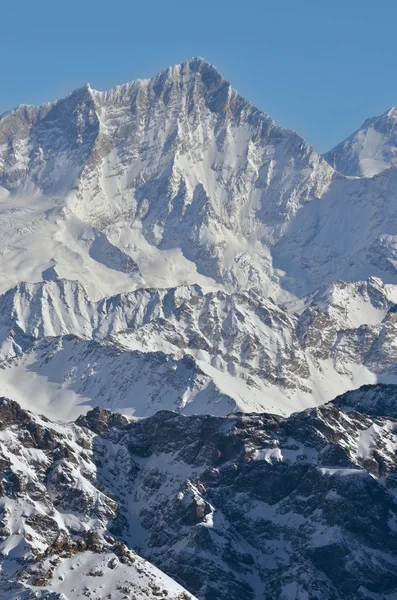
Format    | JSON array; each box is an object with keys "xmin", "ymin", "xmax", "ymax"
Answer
[
  {"xmin": 0, "ymin": 57, "xmax": 333, "ymax": 297},
  {"xmin": 324, "ymin": 106, "xmax": 397, "ymax": 177}
]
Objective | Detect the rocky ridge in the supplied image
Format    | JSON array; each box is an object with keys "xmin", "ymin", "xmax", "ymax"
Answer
[
  {"xmin": 2, "ymin": 388, "xmax": 397, "ymax": 599},
  {"xmin": 0, "ymin": 277, "xmax": 394, "ymax": 419}
]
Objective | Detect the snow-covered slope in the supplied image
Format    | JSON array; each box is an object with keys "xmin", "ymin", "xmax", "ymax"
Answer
[
  {"xmin": 0, "ymin": 335, "xmax": 239, "ymax": 420},
  {"xmin": 0, "ymin": 277, "xmax": 394, "ymax": 420},
  {"xmin": 273, "ymin": 165, "xmax": 397, "ymax": 293},
  {"xmin": 35, "ymin": 552, "xmax": 195, "ymax": 600},
  {"xmin": 324, "ymin": 107, "xmax": 397, "ymax": 177},
  {"xmin": 0, "ymin": 279, "xmax": 202, "ymax": 358}
]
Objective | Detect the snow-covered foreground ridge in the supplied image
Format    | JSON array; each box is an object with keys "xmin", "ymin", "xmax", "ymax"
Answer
[
  {"xmin": 1, "ymin": 386, "xmax": 397, "ymax": 600},
  {"xmin": 2, "ymin": 57, "xmax": 397, "ymax": 416}
]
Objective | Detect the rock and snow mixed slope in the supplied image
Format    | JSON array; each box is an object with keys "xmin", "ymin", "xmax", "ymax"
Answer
[
  {"xmin": 0, "ymin": 397, "xmax": 196, "ymax": 600},
  {"xmin": 0, "ymin": 277, "xmax": 395, "ymax": 419},
  {"xmin": 2, "ymin": 392, "xmax": 397, "ymax": 599},
  {"xmin": 4, "ymin": 56, "xmax": 397, "ymax": 600}
]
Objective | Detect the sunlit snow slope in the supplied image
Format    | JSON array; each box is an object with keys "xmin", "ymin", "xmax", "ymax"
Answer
[{"xmin": 324, "ymin": 107, "xmax": 397, "ymax": 177}]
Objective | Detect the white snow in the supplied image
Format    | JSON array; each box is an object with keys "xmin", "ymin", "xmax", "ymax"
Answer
[
  {"xmin": 35, "ymin": 551, "xmax": 196, "ymax": 600},
  {"xmin": 324, "ymin": 107, "xmax": 397, "ymax": 177}
]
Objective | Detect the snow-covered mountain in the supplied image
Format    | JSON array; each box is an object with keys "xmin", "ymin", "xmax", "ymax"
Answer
[
  {"xmin": 4, "ymin": 56, "xmax": 397, "ymax": 597},
  {"xmin": 324, "ymin": 107, "xmax": 397, "ymax": 177},
  {"xmin": 2, "ymin": 392, "xmax": 397, "ymax": 599},
  {"xmin": 0, "ymin": 57, "xmax": 334, "ymax": 299},
  {"xmin": 1, "ymin": 58, "xmax": 397, "ymax": 420}
]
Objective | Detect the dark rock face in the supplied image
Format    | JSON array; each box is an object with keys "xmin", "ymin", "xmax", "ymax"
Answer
[
  {"xmin": 333, "ymin": 382, "xmax": 397, "ymax": 418},
  {"xmin": 2, "ymin": 390, "xmax": 397, "ymax": 599}
]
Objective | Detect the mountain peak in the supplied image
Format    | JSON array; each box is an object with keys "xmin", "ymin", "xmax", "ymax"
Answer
[
  {"xmin": 68, "ymin": 81, "xmax": 95, "ymax": 101},
  {"xmin": 0, "ymin": 55, "xmax": 333, "ymax": 298},
  {"xmin": 324, "ymin": 106, "xmax": 397, "ymax": 177},
  {"xmin": 387, "ymin": 106, "xmax": 397, "ymax": 119},
  {"xmin": 172, "ymin": 56, "xmax": 222, "ymax": 74},
  {"xmin": 152, "ymin": 56, "xmax": 228, "ymax": 97},
  {"xmin": 183, "ymin": 55, "xmax": 213, "ymax": 67}
]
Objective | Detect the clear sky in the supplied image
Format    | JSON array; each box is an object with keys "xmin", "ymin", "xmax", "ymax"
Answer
[{"xmin": 2, "ymin": 0, "xmax": 397, "ymax": 153}]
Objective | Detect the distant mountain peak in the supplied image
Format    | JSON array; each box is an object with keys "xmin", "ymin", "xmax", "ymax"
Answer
[
  {"xmin": 324, "ymin": 105, "xmax": 397, "ymax": 177},
  {"xmin": 387, "ymin": 106, "xmax": 397, "ymax": 119}
]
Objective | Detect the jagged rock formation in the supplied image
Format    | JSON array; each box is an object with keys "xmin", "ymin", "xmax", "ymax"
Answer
[
  {"xmin": 333, "ymin": 382, "xmax": 397, "ymax": 418},
  {"xmin": 0, "ymin": 397, "xmax": 196, "ymax": 599},
  {"xmin": 2, "ymin": 391, "xmax": 397, "ymax": 599},
  {"xmin": 0, "ymin": 277, "xmax": 395, "ymax": 419}
]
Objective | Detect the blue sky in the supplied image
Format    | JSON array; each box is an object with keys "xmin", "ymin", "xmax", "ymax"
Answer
[{"xmin": 2, "ymin": 0, "xmax": 397, "ymax": 152}]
